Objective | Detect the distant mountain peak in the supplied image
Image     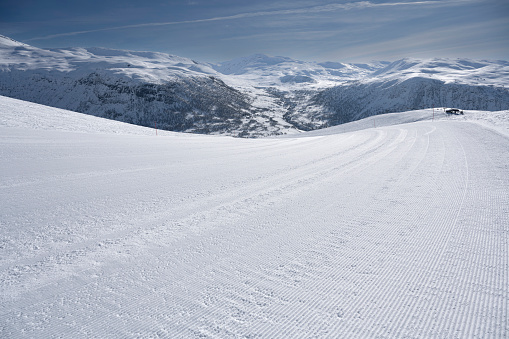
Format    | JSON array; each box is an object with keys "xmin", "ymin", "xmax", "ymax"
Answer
[{"xmin": 0, "ymin": 35, "xmax": 28, "ymax": 47}]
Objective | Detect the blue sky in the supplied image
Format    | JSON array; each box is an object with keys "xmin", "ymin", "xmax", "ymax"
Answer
[{"xmin": 1, "ymin": 0, "xmax": 508, "ymax": 62}]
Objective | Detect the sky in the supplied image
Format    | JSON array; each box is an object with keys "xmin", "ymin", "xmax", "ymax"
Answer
[{"xmin": 1, "ymin": 0, "xmax": 508, "ymax": 63}]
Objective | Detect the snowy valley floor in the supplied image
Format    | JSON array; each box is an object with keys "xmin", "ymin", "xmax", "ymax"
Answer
[{"xmin": 1, "ymin": 96, "xmax": 508, "ymax": 338}]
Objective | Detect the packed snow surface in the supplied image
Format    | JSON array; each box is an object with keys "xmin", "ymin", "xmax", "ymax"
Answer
[{"xmin": 1, "ymin": 96, "xmax": 508, "ymax": 338}]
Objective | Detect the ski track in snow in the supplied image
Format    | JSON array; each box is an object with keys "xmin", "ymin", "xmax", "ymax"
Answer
[{"xmin": 1, "ymin": 98, "xmax": 508, "ymax": 338}]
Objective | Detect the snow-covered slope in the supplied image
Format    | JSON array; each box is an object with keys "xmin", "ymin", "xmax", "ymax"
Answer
[
  {"xmin": 1, "ymin": 96, "xmax": 508, "ymax": 337},
  {"xmin": 1, "ymin": 35, "xmax": 508, "ymax": 137}
]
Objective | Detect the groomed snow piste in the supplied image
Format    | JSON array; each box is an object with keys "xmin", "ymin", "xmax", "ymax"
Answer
[{"xmin": 1, "ymin": 96, "xmax": 508, "ymax": 338}]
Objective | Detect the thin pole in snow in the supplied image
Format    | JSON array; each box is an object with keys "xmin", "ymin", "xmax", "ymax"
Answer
[{"xmin": 433, "ymin": 105, "xmax": 434, "ymax": 121}]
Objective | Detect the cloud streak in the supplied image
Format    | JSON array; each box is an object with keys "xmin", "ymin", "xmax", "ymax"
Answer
[
  {"xmin": 332, "ymin": 17, "xmax": 507, "ymax": 61},
  {"xmin": 26, "ymin": 0, "xmax": 456, "ymax": 42}
]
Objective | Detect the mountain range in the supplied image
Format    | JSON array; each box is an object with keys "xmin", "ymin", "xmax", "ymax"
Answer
[{"xmin": 1, "ymin": 34, "xmax": 508, "ymax": 137}]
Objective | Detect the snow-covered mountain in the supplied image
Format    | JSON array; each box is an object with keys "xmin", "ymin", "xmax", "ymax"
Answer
[
  {"xmin": 289, "ymin": 76, "xmax": 509, "ymax": 129},
  {"xmin": 211, "ymin": 53, "xmax": 386, "ymax": 86},
  {"xmin": 370, "ymin": 57, "xmax": 509, "ymax": 87},
  {"xmin": 1, "ymin": 35, "xmax": 508, "ymax": 136},
  {"xmin": 274, "ymin": 57, "xmax": 509, "ymax": 130},
  {"xmin": 0, "ymin": 35, "xmax": 296, "ymax": 137}
]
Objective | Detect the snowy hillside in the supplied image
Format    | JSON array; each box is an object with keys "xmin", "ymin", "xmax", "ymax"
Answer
[
  {"xmin": 1, "ymin": 35, "xmax": 509, "ymax": 136},
  {"xmin": 281, "ymin": 58, "xmax": 509, "ymax": 130},
  {"xmin": 1, "ymin": 96, "xmax": 508, "ymax": 337},
  {"xmin": 289, "ymin": 77, "xmax": 509, "ymax": 129},
  {"xmin": 0, "ymin": 35, "xmax": 297, "ymax": 137}
]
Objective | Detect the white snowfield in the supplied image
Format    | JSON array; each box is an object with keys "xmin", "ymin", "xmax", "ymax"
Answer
[{"xmin": 1, "ymin": 96, "xmax": 508, "ymax": 338}]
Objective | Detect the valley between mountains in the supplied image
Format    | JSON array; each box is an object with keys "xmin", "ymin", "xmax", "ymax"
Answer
[{"xmin": 1, "ymin": 34, "xmax": 509, "ymax": 137}]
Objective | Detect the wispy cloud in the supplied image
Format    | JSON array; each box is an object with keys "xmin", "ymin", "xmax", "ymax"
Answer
[
  {"xmin": 26, "ymin": 0, "xmax": 460, "ymax": 42},
  {"xmin": 222, "ymin": 29, "xmax": 344, "ymax": 42},
  {"xmin": 332, "ymin": 17, "xmax": 508, "ymax": 61}
]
